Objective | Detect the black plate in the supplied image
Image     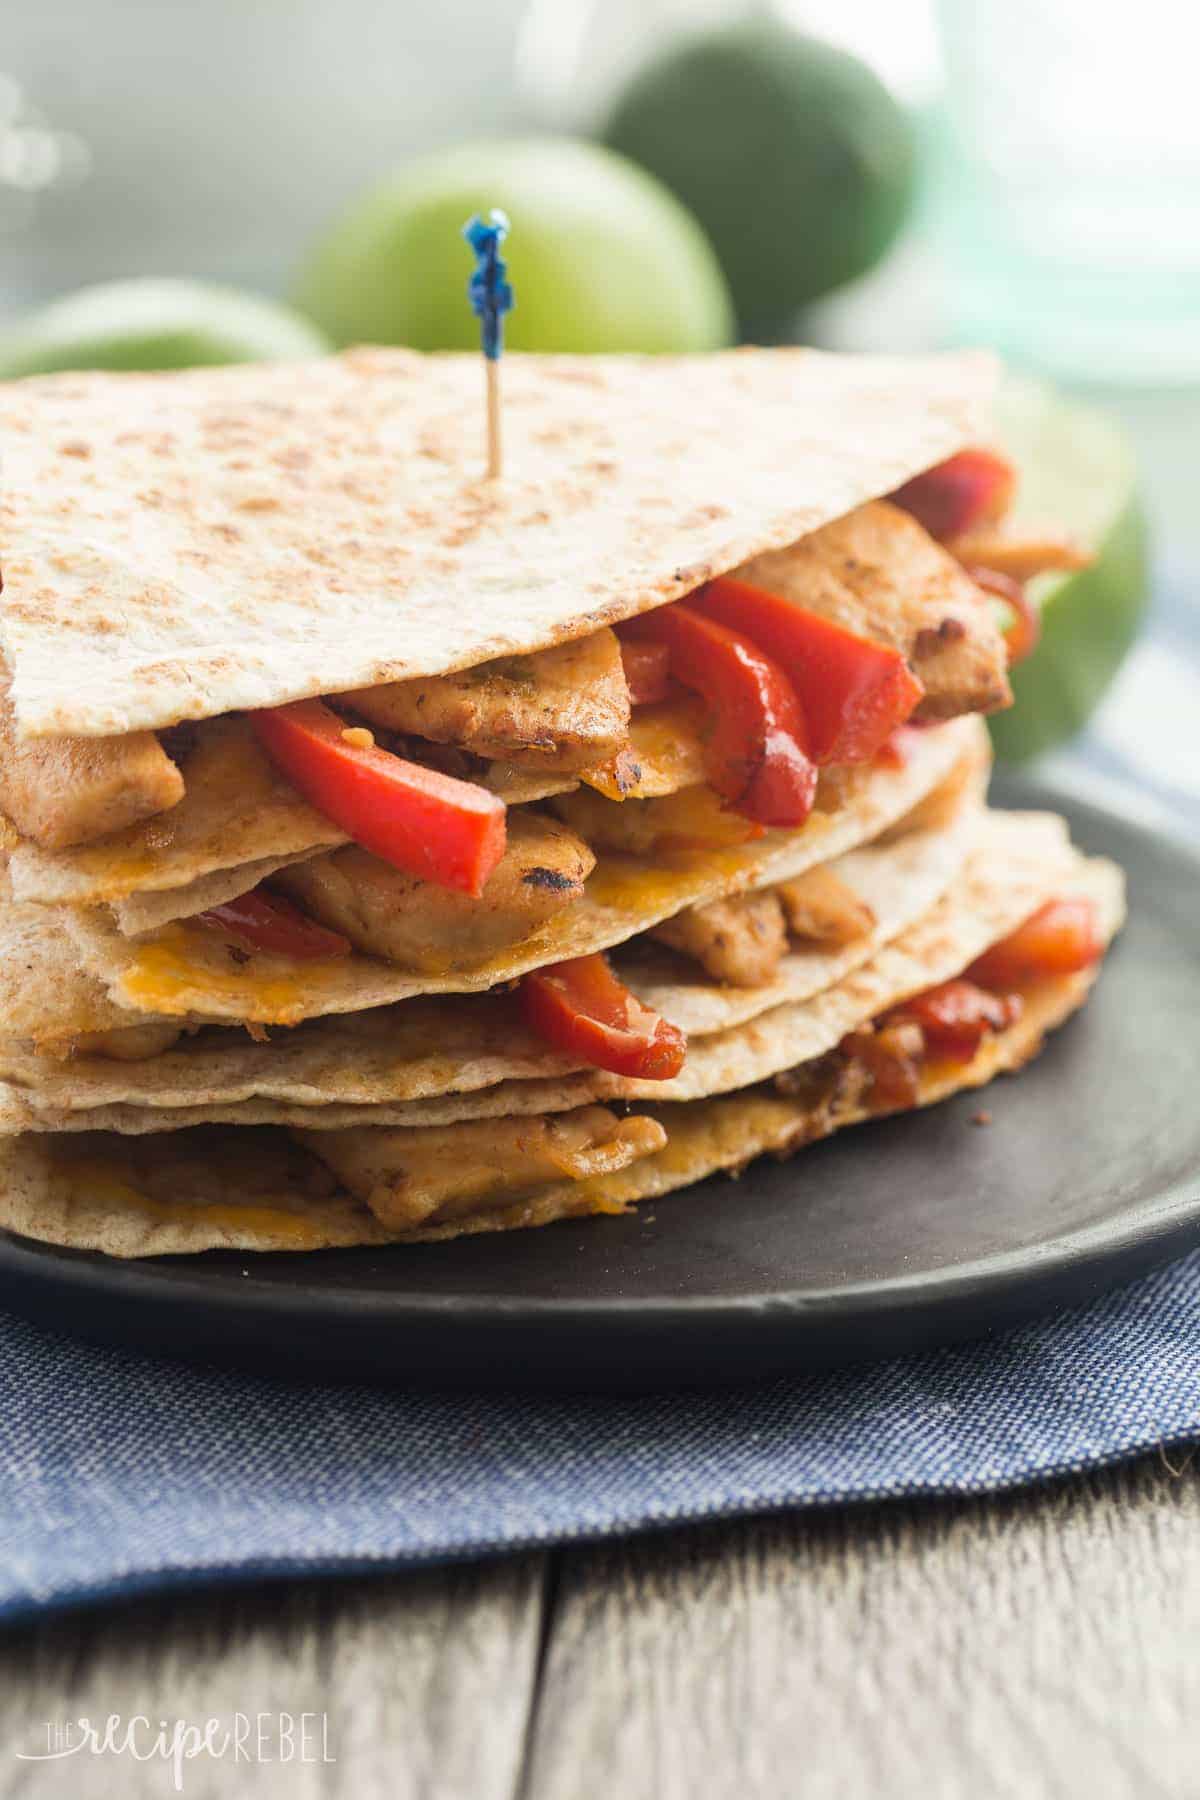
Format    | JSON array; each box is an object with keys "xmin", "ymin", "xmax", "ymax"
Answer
[{"xmin": 1, "ymin": 771, "xmax": 1197, "ymax": 1391}]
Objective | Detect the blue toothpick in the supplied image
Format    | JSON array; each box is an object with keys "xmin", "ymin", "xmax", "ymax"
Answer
[{"xmin": 463, "ymin": 208, "xmax": 514, "ymax": 478}]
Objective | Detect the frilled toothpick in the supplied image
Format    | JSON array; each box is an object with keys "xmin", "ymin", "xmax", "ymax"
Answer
[{"xmin": 463, "ymin": 209, "xmax": 514, "ymax": 480}]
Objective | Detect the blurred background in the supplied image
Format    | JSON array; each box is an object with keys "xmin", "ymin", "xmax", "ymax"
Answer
[{"xmin": 2, "ymin": 0, "xmax": 1197, "ymax": 770}]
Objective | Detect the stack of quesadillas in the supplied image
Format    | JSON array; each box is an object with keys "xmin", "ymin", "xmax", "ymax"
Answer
[{"xmin": 0, "ymin": 347, "xmax": 1124, "ymax": 1255}]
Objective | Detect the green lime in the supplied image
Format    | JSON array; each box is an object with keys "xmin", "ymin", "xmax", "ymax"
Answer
[
  {"xmin": 601, "ymin": 20, "xmax": 915, "ymax": 337},
  {"xmin": 989, "ymin": 379, "xmax": 1151, "ymax": 762},
  {"xmin": 0, "ymin": 279, "xmax": 330, "ymax": 378},
  {"xmin": 294, "ymin": 137, "xmax": 733, "ymax": 354}
]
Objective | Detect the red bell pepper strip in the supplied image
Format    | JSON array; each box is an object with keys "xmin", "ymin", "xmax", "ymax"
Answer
[
  {"xmin": 887, "ymin": 978, "xmax": 1022, "ymax": 1063},
  {"xmin": 194, "ymin": 889, "xmax": 351, "ymax": 960},
  {"xmin": 690, "ymin": 575, "xmax": 924, "ymax": 764},
  {"xmin": 520, "ymin": 952, "xmax": 687, "ymax": 1081},
  {"xmin": 966, "ymin": 898, "xmax": 1103, "ymax": 989},
  {"xmin": 251, "ymin": 699, "xmax": 506, "ymax": 897},
  {"xmin": 621, "ymin": 605, "xmax": 817, "ymax": 828},
  {"xmin": 889, "ymin": 447, "xmax": 1017, "ymax": 542},
  {"xmin": 619, "ymin": 637, "xmax": 672, "ymax": 707},
  {"xmin": 967, "ymin": 564, "xmax": 1041, "ymax": 668}
]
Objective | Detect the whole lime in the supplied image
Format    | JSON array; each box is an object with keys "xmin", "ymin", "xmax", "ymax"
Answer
[
  {"xmin": 295, "ymin": 137, "xmax": 733, "ymax": 354},
  {"xmin": 0, "ymin": 279, "xmax": 329, "ymax": 378},
  {"xmin": 602, "ymin": 21, "xmax": 915, "ymax": 337},
  {"xmin": 989, "ymin": 379, "xmax": 1151, "ymax": 761}
]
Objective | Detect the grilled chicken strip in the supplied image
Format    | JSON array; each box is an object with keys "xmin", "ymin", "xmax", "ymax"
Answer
[
  {"xmin": 297, "ymin": 1107, "xmax": 667, "ymax": 1231},
  {"xmin": 650, "ymin": 865, "xmax": 875, "ymax": 987},
  {"xmin": 0, "ymin": 675, "xmax": 183, "ymax": 851},
  {"xmin": 650, "ymin": 888, "xmax": 789, "ymax": 988},
  {"xmin": 735, "ymin": 500, "xmax": 1012, "ymax": 721},
  {"xmin": 344, "ymin": 628, "xmax": 631, "ymax": 775},
  {"xmin": 774, "ymin": 866, "xmax": 876, "ymax": 947},
  {"xmin": 276, "ymin": 810, "xmax": 595, "ymax": 972}
]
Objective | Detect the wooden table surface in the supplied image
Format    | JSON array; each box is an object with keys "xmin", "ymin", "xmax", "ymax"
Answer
[{"xmin": 3, "ymin": 1447, "xmax": 1198, "ymax": 1798}]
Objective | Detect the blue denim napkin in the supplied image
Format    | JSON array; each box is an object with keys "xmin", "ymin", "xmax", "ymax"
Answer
[
  {"xmin": 3, "ymin": 1249, "xmax": 1200, "ymax": 1624},
  {"xmin": 0, "ymin": 577, "xmax": 1196, "ymax": 1626}
]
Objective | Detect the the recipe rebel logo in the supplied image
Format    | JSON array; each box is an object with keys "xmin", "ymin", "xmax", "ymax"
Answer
[{"xmin": 13, "ymin": 1711, "xmax": 336, "ymax": 1790}]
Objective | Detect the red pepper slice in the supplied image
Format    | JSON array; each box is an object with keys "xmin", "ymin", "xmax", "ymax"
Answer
[
  {"xmin": 967, "ymin": 564, "xmax": 1041, "ymax": 668},
  {"xmin": 520, "ymin": 952, "xmax": 687, "ymax": 1081},
  {"xmin": 251, "ymin": 699, "xmax": 506, "ymax": 897},
  {"xmin": 967, "ymin": 898, "xmax": 1103, "ymax": 989},
  {"xmin": 621, "ymin": 605, "xmax": 816, "ymax": 828},
  {"xmin": 619, "ymin": 638, "xmax": 672, "ymax": 707},
  {"xmin": 194, "ymin": 889, "xmax": 351, "ymax": 960},
  {"xmin": 890, "ymin": 448, "xmax": 1017, "ymax": 542},
  {"xmin": 691, "ymin": 575, "xmax": 924, "ymax": 764},
  {"xmin": 887, "ymin": 978, "xmax": 1022, "ymax": 1063}
]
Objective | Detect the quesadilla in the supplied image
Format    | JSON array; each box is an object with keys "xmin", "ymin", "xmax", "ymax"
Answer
[
  {"xmin": 0, "ymin": 821, "xmax": 1124, "ymax": 1252},
  {"xmin": 0, "ymin": 346, "xmax": 1121, "ymax": 1258}
]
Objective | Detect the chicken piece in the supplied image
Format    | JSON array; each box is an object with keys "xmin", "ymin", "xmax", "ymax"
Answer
[
  {"xmin": 344, "ymin": 628, "xmax": 631, "ymax": 775},
  {"xmin": 44, "ymin": 1022, "xmax": 185, "ymax": 1062},
  {"xmin": 650, "ymin": 888, "xmax": 789, "ymax": 988},
  {"xmin": 296, "ymin": 1106, "xmax": 667, "ymax": 1231},
  {"xmin": 775, "ymin": 866, "xmax": 876, "ymax": 947},
  {"xmin": 275, "ymin": 810, "xmax": 595, "ymax": 973},
  {"xmin": 838, "ymin": 1021, "xmax": 926, "ymax": 1111},
  {"xmin": 735, "ymin": 500, "xmax": 1012, "ymax": 721},
  {"xmin": 775, "ymin": 1020, "xmax": 924, "ymax": 1115},
  {"xmin": 946, "ymin": 529, "xmax": 1090, "ymax": 583},
  {"xmin": 0, "ymin": 674, "xmax": 184, "ymax": 851},
  {"xmin": 551, "ymin": 781, "xmax": 758, "ymax": 858}
]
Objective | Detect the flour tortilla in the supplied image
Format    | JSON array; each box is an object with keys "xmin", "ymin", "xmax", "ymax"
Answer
[
  {"xmin": 0, "ymin": 819, "xmax": 1123, "ymax": 1139},
  {"xmin": 0, "ymin": 790, "xmax": 980, "ymax": 1119},
  {"xmin": 0, "ymin": 348, "xmax": 996, "ymax": 741},
  {"xmin": 0, "ymin": 879, "xmax": 1120, "ymax": 1256},
  {"xmin": 0, "ymin": 886, "xmax": 177, "ymax": 1048},
  {"xmin": 111, "ymin": 854, "xmax": 328, "ymax": 935},
  {"xmin": 60, "ymin": 719, "xmax": 983, "ymax": 1029}
]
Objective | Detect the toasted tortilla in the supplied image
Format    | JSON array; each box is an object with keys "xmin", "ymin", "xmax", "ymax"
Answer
[
  {"xmin": 0, "ymin": 893, "xmax": 177, "ymax": 1048},
  {"xmin": 0, "ymin": 863, "xmax": 1121, "ymax": 1255},
  {"xmin": 0, "ymin": 888, "xmax": 150, "ymax": 1046},
  {"xmin": 59, "ymin": 719, "xmax": 983, "ymax": 1029},
  {"xmin": 0, "ymin": 787, "xmax": 980, "ymax": 1120},
  {"xmin": 0, "ymin": 348, "xmax": 995, "ymax": 741},
  {"xmin": 0, "ymin": 817, "xmax": 1121, "ymax": 1141},
  {"xmin": 111, "ymin": 852, "xmax": 330, "ymax": 936}
]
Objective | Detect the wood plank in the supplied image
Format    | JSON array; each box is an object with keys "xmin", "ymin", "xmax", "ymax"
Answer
[
  {"xmin": 0, "ymin": 1554, "xmax": 547, "ymax": 1800},
  {"xmin": 524, "ymin": 1453, "xmax": 1200, "ymax": 1800}
]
